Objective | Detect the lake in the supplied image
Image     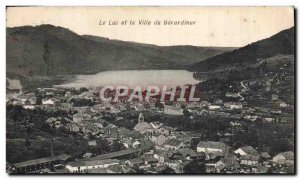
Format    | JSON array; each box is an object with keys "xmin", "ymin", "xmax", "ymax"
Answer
[{"xmin": 55, "ymin": 70, "xmax": 200, "ymax": 89}]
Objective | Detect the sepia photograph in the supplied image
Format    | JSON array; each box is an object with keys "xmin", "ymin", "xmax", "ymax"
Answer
[{"xmin": 5, "ymin": 6, "xmax": 295, "ymax": 175}]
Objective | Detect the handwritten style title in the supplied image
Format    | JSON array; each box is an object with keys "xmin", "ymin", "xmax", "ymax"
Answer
[{"xmin": 99, "ymin": 19, "xmax": 196, "ymax": 26}]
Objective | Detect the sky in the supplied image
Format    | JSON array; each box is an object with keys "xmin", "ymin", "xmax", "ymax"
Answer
[{"xmin": 6, "ymin": 6, "xmax": 294, "ymax": 47}]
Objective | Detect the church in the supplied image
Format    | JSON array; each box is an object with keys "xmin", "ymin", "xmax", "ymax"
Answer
[{"xmin": 133, "ymin": 113, "xmax": 154, "ymax": 136}]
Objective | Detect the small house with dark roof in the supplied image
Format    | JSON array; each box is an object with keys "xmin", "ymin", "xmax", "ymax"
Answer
[
  {"xmin": 164, "ymin": 139, "xmax": 184, "ymax": 150},
  {"xmin": 215, "ymin": 156, "xmax": 240, "ymax": 172},
  {"xmin": 260, "ymin": 152, "xmax": 271, "ymax": 160},
  {"xmin": 14, "ymin": 154, "xmax": 72, "ymax": 173},
  {"xmin": 125, "ymin": 158, "xmax": 144, "ymax": 167}
]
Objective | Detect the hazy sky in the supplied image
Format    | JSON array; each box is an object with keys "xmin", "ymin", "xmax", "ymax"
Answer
[{"xmin": 6, "ymin": 7, "xmax": 294, "ymax": 47}]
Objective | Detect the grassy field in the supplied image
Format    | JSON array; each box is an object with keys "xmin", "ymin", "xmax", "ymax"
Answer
[{"xmin": 6, "ymin": 117, "xmax": 88, "ymax": 164}]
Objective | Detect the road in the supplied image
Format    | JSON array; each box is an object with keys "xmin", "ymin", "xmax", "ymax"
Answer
[{"xmin": 238, "ymin": 80, "xmax": 248, "ymax": 101}]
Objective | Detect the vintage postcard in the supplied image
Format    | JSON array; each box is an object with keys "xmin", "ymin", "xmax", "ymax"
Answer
[{"xmin": 6, "ymin": 6, "xmax": 295, "ymax": 174}]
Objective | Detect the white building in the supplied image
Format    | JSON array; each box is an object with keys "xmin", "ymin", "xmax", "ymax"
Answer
[
  {"xmin": 272, "ymin": 151, "xmax": 294, "ymax": 166},
  {"xmin": 42, "ymin": 99, "xmax": 55, "ymax": 105},
  {"xmin": 197, "ymin": 141, "xmax": 228, "ymax": 156},
  {"xmin": 225, "ymin": 92, "xmax": 239, "ymax": 98},
  {"xmin": 208, "ymin": 105, "xmax": 221, "ymax": 110},
  {"xmin": 279, "ymin": 101, "xmax": 289, "ymax": 108},
  {"xmin": 240, "ymin": 155, "xmax": 260, "ymax": 166},
  {"xmin": 224, "ymin": 102, "xmax": 243, "ymax": 110},
  {"xmin": 234, "ymin": 146, "xmax": 257, "ymax": 156},
  {"xmin": 66, "ymin": 159, "xmax": 120, "ymax": 173},
  {"xmin": 164, "ymin": 105, "xmax": 183, "ymax": 115}
]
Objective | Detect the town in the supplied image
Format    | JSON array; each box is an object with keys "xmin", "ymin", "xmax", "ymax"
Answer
[{"xmin": 6, "ymin": 54, "xmax": 294, "ymax": 174}]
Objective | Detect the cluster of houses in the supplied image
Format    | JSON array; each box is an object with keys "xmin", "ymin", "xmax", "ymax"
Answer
[
  {"xmin": 196, "ymin": 142, "xmax": 294, "ymax": 173},
  {"xmin": 10, "ymin": 136, "xmax": 294, "ymax": 174},
  {"xmin": 9, "ymin": 100, "xmax": 295, "ymax": 174},
  {"xmin": 6, "ymin": 84, "xmax": 295, "ymax": 174},
  {"xmin": 7, "ymin": 84, "xmax": 292, "ymax": 127}
]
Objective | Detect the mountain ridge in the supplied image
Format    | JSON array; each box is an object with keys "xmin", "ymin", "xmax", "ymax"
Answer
[
  {"xmin": 193, "ymin": 26, "xmax": 295, "ymax": 72},
  {"xmin": 7, "ymin": 24, "xmax": 235, "ymax": 77}
]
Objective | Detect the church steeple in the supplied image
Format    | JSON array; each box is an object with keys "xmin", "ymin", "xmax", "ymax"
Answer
[{"xmin": 138, "ymin": 112, "xmax": 144, "ymax": 123}]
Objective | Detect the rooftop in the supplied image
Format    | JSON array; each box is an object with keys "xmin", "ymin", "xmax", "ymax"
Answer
[
  {"xmin": 91, "ymin": 148, "xmax": 143, "ymax": 160},
  {"xmin": 14, "ymin": 154, "xmax": 72, "ymax": 168},
  {"xmin": 134, "ymin": 122, "xmax": 153, "ymax": 132},
  {"xmin": 197, "ymin": 141, "xmax": 227, "ymax": 149},
  {"xmin": 239, "ymin": 146, "xmax": 258, "ymax": 155},
  {"xmin": 240, "ymin": 154, "xmax": 260, "ymax": 161},
  {"xmin": 127, "ymin": 158, "xmax": 143, "ymax": 165},
  {"xmin": 164, "ymin": 139, "xmax": 182, "ymax": 147},
  {"xmin": 278, "ymin": 151, "xmax": 294, "ymax": 160},
  {"xmin": 67, "ymin": 159, "xmax": 119, "ymax": 167}
]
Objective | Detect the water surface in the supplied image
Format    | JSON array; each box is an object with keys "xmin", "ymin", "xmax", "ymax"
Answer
[{"xmin": 55, "ymin": 70, "xmax": 200, "ymax": 89}]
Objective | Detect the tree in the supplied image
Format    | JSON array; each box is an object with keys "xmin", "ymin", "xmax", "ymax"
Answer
[
  {"xmin": 8, "ymin": 105, "xmax": 24, "ymax": 131},
  {"xmin": 183, "ymin": 109, "xmax": 191, "ymax": 117},
  {"xmin": 160, "ymin": 166, "xmax": 175, "ymax": 174},
  {"xmin": 183, "ymin": 159, "xmax": 206, "ymax": 173},
  {"xmin": 93, "ymin": 138, "xmax": 110, "ymax": 155},
  {"xmin": 36, "ymin": 95, "xmax": 43, "ymax": 105},
  {"xmin": 49, "ymin": 121, "xmax": 56, "ymax": 134},
  {"xmin": 110, "ymin": 140, "xmax": 124, "ymax": 152},
  {"xmin": 79, "ymin": 87, "xmax": 89, "ymax": 94},
  {"xmin": 26, "ymin": 125, "xmax": 33, "ymax": 137},
  {"xmin": 43, "ymin": 41, "xmax": 51, "ymax": 74},
  {"xmin": 25, "ymin": 139, "xmax": 31, "ymax": 146},
  {"xmin": 155, "ymin": 101, "xmax": 164, "ymax": 111},
  {"xmin": 70, "ymin": 98, "xmax": 94, "ymax": 107}
]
